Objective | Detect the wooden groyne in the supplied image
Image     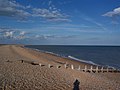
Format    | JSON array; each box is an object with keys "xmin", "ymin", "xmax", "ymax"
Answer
[
  {"xmin": 10, "ymin": 60, "xmax": 120, "ymax": 73},
  {"xmin": 38, "ymin": 62, "xmax": 120, "ymax": 73}
]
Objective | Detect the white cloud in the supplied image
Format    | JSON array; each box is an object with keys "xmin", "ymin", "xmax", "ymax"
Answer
[
  {"xmin": 0, "ymin": 27, "xmax": 77, "ymax": 43},
  {"xmin": 0, "ymin": 0, "xmax": 30, "ymax": 19},
  {"xmin": 32, "ymin": 8, "xmax": 70, "ymax": 22},
  {"xmin": 103, "ymin": 7, "xmax": 120, "ymax": 17},
  {"xmin": 16, "ymin": 31, "xmax": 27, "ymax": 40},
  {"xmin": 103, "ymin": 7, "xmax": 120, "ymax": 24},
  {"xmin": 31, "ymin": 0, "xmax": 70, "ymax": 22},
  {"xmin": 35, "ymin": 34, "xmax": 55, "ymax": 39},
  {"xmin": 48, "ymin": 18, "xmax": 71, "ymax": 22},
  {"xmin": 3, "ymin": 31, "xmax": 14, "ymax": 39},
  {"xmin": 34, "ymin": 34, "xmax": 76, "ymax": 40},
  {"xmin": 19, "ymin": 31, "xmax": 26, "ymax": 36},
  {"xmin": 0, "ymin": 0, "xmax": 70, "ymax": 22},
  {"xmin": 0, "ymin": 27, "xmax": 28, "ymax": 40}
]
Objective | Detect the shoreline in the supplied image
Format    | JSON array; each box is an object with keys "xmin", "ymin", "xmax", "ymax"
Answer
[
  {"xmin": 23, "ymin": 45, "xmax": 98, "ymax": 69},
  {"xmin": 25, "ymin": 45, "xmax": 120, "ymax": 69},
  {"xmin": 24, "ymin": 46, "xmax": 97, "ymax": 65}
]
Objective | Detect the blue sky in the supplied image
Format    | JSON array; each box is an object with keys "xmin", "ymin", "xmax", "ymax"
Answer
[{"xmin": 0, "ymin": 0, "xmax": 120, "ymax": 45}]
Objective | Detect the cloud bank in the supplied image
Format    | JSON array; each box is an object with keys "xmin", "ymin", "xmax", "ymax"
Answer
[
  {"xmin": 32, "ymin": 8, "xmax": 70, "ymax": 22},
  {"xmin": 0, "ymin": 0, "xmax": 70, "ymax": 22},
  {"xmin": 0, "ymin": 0, "xmax": 30, "ymax": 19}
]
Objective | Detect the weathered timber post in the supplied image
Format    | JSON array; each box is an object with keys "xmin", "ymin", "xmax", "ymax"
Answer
[
  {"xmin": 78, "ymin": 65, "xmax": 81, "ymax": 70},
  {"xmin": 57, "ymin": 65, "xmax": 61, "ymax": 68},
  {"xmin": 39, "ymin": 63, "xmax": 42, "ymax": 67},
  {"xmin": 96, "ymin": 66, "xmax": 99, "ymax": 73},
  {"xmin": 101, "ymin": 66, "xmax": 104, "ymax": 73},
  {"xmin": 107, "ymin": 67, "xmax": 109, "ymax": 72},
  {"xmin": 64, "ymin": 64, "xmax": 67, "ymax": 69},
  {"xmin": 71, "ymin": 65, "xmax": 74, "ymax": 70},
  {"xmin": 84, "ymin": 65, "xmax": 87, "ymax": 72},
  {"xmin": 48, "ymin": 64, "xmax": 51, "ymax": 68},
  {"xmin": 90, "ymin": 66, "xmax": 93, "ymax": 73}
]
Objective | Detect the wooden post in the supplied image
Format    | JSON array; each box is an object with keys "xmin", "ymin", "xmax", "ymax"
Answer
[
  {"xmin": 48, "ymin": 64, "xmax": 51, "ymax": 68},
  {"xmin": 84, "ymin": 65, "xmax": 87, "ymax": 72},
  {"xmin": 39, "ymin": 63, "xmax": 42, "ymax": 67},
  {"xmin": 78, "ymin": 65, "xmax": 81, "ymax": 70},
  {"xmin": 107, "ymin": 67, "xmax": 109, "ymax": 72},
  {"xmin": 64, "ymin": 64, "xmax": 67, "ymax": 69},
  {"xmin": 90, "ymin": 66, "xmax": 93, "ymax": 73},
  {"xmin": 96, "ymin": 66, "xmax": 99, "ymax": 73},
  {"xmin": 71, "ymin": 65, "xmax": 74, "ymax": 70},
  {"xmin": 57, "ymin": 65, "xmax": 58, "ymax": 68},
  {"xmin": 57, "ymin": 65, "xmax": 61, "ymax": 68},
  {"xmin": 101, "ymin": 66, "xmax": 104, "ymax": 73}
]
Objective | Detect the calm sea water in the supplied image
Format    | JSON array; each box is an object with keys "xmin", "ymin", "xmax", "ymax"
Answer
[{"xmin": 26, "ymin": 45, "xmax": 120, "ymax": 69}]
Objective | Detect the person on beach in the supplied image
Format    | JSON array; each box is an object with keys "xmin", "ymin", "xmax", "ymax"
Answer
[{"xmin": 73, "ymin": 79, "xmax": 80, "ymax": 90}]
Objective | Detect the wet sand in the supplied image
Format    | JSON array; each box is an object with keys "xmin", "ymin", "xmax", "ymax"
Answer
[{"xmin": 0, "ymin": 45, "xmax": 120, "ymax": 90}]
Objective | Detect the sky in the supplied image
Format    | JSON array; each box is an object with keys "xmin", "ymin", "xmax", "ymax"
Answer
[{"xmin": 0, "ymin": 0, "xmax": 120, "ymax": 45}]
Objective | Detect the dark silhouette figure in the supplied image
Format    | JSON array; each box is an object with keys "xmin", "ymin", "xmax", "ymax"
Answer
[{"xmin": 73, "ymin": 79, "xmax": 80, "ymax": 90}]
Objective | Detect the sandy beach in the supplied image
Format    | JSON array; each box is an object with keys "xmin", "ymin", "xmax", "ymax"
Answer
[{"xmin": 0, "ymin": 45, "xmax": 120, "ymax": 90}]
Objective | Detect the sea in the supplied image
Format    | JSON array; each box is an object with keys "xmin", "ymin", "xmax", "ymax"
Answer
[{"xmin": 26, "ymin": 45, "xmax": 120, "ymax": 69}]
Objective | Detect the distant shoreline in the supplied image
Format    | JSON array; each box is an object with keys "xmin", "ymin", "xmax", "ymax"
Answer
[
  {"xmin": 1, "ymin": 44, "xmax": 120, "ymax": 47},
  {"xmin": 25, "ymin": 45, "xmax": 120, "ymax": 69}
]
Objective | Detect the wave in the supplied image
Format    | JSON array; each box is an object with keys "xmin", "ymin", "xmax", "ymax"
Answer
[{"xmin": 68, "ymin": 55, "xmax": 97, "ymax": 65}]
